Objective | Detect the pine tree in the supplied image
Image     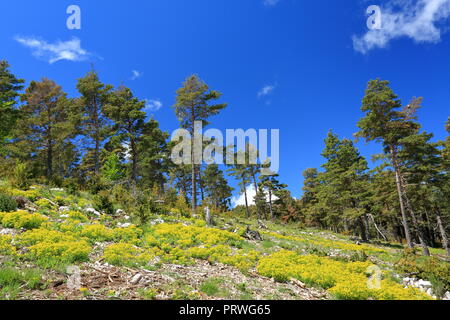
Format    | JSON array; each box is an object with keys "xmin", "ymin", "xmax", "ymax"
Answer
[
  {"xmin": 0, "ymin": 61, "xmax": 24, "ymax": 149},
  {"xmin": 356, "ymin": 79, "xmax": 421, "ymax": 250},
  {"xmin": 173, "ymin": 75, "xmax": 227, "ymax": 215},
  {"xmin": 138, "ymin": 118, "xmax": 171, "ymax": 190},
  {"xmin": 18, "ymin": 78, "xmax": 77, "ymax": 181},
  {"xmin": 203, "ymin": 164, "xmax": 233, "ymax": 210},
  {"xmin": 76, "ymin": 71, "xmax": 113, "ymax": 176},
  {"xmin": 259, "ymin": 171, "xmax": 286, "ymax": 220},
  {"xmin": 103, "ymin": 86, "xmax": 146, "ymax": 184}
]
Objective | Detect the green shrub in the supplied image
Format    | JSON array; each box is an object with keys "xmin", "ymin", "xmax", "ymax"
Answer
[
  {"xmin": 93, "ymin": 190, "xmax": 114, "ymax": 215},
  {"xmin": 395, "ymin": 249, "xmax": 450, "ymax": 298},
  {"xmin": 0, "ymin": 193, "xmax": 17, "ymax": 212},
  {"xmin": 8, "ymin": 161, "xmax": 30, "ymax": 190}
]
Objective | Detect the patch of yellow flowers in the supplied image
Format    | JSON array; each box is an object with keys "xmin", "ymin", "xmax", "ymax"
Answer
[
  {"xmin": 17, "ymin": 228, "xmax": 91, "ymax": 264},
  {"xmin": 0, "ymin": 210, "xmax": 48, "ymax": 230},
  {"xmin": 0, "ymin": 235, "xmax": 17, "ymax": 256},
  {"xmin": 257, "ymin": 250, "xmax": 431, "ymax": 300}
]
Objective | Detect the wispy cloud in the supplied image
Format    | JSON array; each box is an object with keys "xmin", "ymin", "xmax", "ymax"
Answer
[
  {"xmin": 131, "ymin": 70, "xmax": 143, "ymax": 80},
  {"xmin": 353, "ymin": 0, "xmax": 450, "ymax": 54},
  {"xmin": 263, "ymin": 0, "xmax": 280, "ymax": 7},
  {"xmin": 15, "ymin": 36, "xmax": 92, "ymax": 64},
  {"xmin": 145, "ymin": 99, "xmax": 163, "ymax": 112},
  {"xmin": 257, "ymin": 84, "xmax": 276, "ymax": 98}
]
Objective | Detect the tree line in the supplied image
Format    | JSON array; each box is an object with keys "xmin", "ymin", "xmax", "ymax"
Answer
[{"xmin": 1, "ymin": 61, "xmax": 448, "ymax": 255}]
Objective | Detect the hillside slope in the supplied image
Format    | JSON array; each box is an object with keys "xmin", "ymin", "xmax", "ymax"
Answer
[{"xmin": 0, "ymin": 184, "xmax": 448, "ymax": 300}]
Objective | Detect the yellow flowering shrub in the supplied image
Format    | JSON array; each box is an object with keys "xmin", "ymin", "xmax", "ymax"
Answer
[
  {"xmin": 35, "ymin": 198, "xmax": 56, "ymax": 209},
  {"xmin": 257, "ymin": 250, "xmax": 431, "ymax": 300},
  {"xmin": 18, "ymin": 229, "xmax": 78, "ymax": 246},
  {"xmin": 67, "ymin": 210, "xmax": 89, "ymax": 223},
  {"xmin": 18, "ymin": 228, "xmax": 91, "ymax": 264},
  {"xmin": 151, "ymin": 223, "xmax": 242, "ymax": 248},
  {"xmin": 0, "ymin": 235, "xmax": 17, "ymax": 256},
  {"xmin": 103, "ymin": 243, "xmax": 157, "ymax": 266},
  {"xmin": 112, "ymin": 226, "xmax": 143, "ymax": 244},
  {"xmin": 80, "ymin": 224, "xmax": 114, "ymax": 242},
  {"xmin": 6, "ymin": 189, "xmax": 40, "ymax": 201},
  {"xmin": 27, "ymin": 240, "xmax": 91, "ymax": 264},
  {"xmin": 0, "ymin": 210, "xmax": 48, "ymax": 229}
]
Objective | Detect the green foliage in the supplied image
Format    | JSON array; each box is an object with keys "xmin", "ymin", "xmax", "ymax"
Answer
[
  {"xmin": 101, "ymin": 153, "xmax": 124, "ymax": 182},
  {"xmin": 395, "ymin": 249, "xmax": 450, "ymax": 298},
  {"xmin": 93, "ymin": 190, "xmax": 114, "ymax": 215},
  {"xmin": 0, "ymin": 193, "xmax": 17, "ymax": 212},
  {"xmin": 9, "ymin": 161, "xmax": 30, "ymax": 190}
]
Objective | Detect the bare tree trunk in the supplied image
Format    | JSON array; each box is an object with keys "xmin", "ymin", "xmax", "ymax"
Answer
[
  {"xmin": 403, "ymin": 192, "xmax": 430, "ymax": 256},
  {"xmin": 368, "ymin": 214, "xmax": 388, "ymax": 241},
  {"xmin": 243, "ymin": 180, "xmax": 250, "ymax": 218},
  {"xmin": 391, "ymin": 146, "xmax": 414, "ymax": 248},
  {"xmin": 359, "ymin": 216, "xmax": 368, "ymax": 242},
  {"xmin": 436, "ymin": 213, "xmax": 450, "ymax": 256},
  {"xmin": 191, "ymin": 164, "xmax": 197, "ymax": 215},
  {"xmin": 268, "ymin": 189, "xmax": 274, "ymax": 220}
]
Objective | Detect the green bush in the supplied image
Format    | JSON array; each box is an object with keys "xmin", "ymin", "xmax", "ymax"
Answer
[
  {"xmin": 395, "ymin": 249, "xmax": 450, "ymax": 298},
  {"xmin": 93, "ymin": 190, "xmax": 114, "ymax": 215},
  {"xmin": 8, "ymin": 161, "xmax": 30, "ymax": 190},
  {"xmin": 0, "ymin": 193, "xmax": 17, "ymax": 212}
]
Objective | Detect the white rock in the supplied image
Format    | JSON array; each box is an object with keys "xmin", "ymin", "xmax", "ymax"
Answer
[
  {"xmin": 443, "ymin": 291, "xmax": 450, "ymax": 300},
  {"xmin": 118, "ymin": 223, "xmax": 132, "ymax": 228},
  {"xmin": 130, "ymin": 273, "xmax": 142, "ymax": 285},
  {"xmin": 50, "ymin": 188, "xmax": 64, "ymax": 192},
  {"xmin": 124, "ymin": 215, "xmax": 130, "ymax": 220},
  {"xmin": 417, "ymin": 280, "xmax": 432, "ymax": 288},
  {"xmin": 59, "ymin": 206, "xmax": 70, "ymax": 212},
  {"xmin": 60, "ymin": 214, "xmax": 69, "ymax": 218},
  {"xmin": 85, "ymin": 208, "xmax": 101, "ymax": 217},
  {"xmin": 426, "ymin": 288, "xmax": 433, "ymax": 296},
  {"xmin": 116, "ymin": 209, "xmax": 125, "ymax": 215},
  {"xmin": 150, "ymin": 218, "xmax": 164, "ymax": 226}
]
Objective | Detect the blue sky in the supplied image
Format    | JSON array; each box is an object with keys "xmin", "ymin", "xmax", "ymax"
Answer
[{"xmin": 1, "ymin": 0, "xmax": 449, "ymax": 202}]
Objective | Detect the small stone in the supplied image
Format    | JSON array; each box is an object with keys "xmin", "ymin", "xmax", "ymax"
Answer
[
  {"xmin": 59, "ymin": 206, "xmax": 70, "ymax": 212},
  {"xmin": 60, "ymin": 214, "xmax": 69, "ymax": 218},
  {"xmin": 118, "ymin": 223, "xmax": 132, "ymax": 228},
  {"xmin": 443, "ymin": 291, "xmax": 450, "ymax": 300},
  {"xmin": 85, "ymin": 208, "xmax": 101, "ymax": 217},
  {"xmin": 417, "ymin": 279, "xmax": 432, "ymax": 288},
  {"xmin": 130, "ymin": 273, "xmax": 143, "ymax": 285},
  {"xmin": 426, "ymin": 288, "xmax": 433, "ymax": 296},
  {"xmin": 116, "ymin": 209, "xmax": 125, "ymax": 215}
]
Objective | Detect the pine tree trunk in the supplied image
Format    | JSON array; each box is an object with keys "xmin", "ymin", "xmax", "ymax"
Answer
[
  {"xmin": 191, "ymin": 164, "xmax": 197, "ymax": 215},
  {"xmin": 131, "ymin": 138, "xmax": 138, "ymax": 183},
  {"xmin": 243, "ymin": 180, "xmax": 250, "ymax": 218},
  {"xmin": 268, "ymin": 189, "xmax": 274, "ymax": 220},
  {"xmin": 359, "ymin": 216, "xmax": 368, "ymax": 242},
  {"xmin": 403, "ymin": 193, "xmax": 430, "ymax": 256},
  {"xmin": 390, "ymin": 146, "xmax": 414, "ymax": 248},
  {"xmin": 47, "ymin": 139, "xmax": 53, "ymax": 180},
  {"xmin": 436, "ymin": 213, "xmax": 450, "ymax": 256}
]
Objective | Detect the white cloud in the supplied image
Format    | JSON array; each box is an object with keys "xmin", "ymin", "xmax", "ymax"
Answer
[
  {"xmin": 231, "ymin": 185, "xmax": 279, "ymax": 208},
  {"xmin": 15, "ymin": 36, "xmax": 91, "ymax": 64},
  {"xmin": 131, "ymin": 70, "xmax": 143, "ymax": 80},
  {"xmin": 145, "ymin": 99, "xmax": 163, "ymax": 112},
  {"xmin": 353, "ymin": 0, "xmax": 450, "ymax": 54},
  {"xmin": 263, "ymin": 0, "xmax": 280, "ymax": 7},
  {"xmin": 257, "ymin": 84, "xmax": 275, "ymax": 98}
]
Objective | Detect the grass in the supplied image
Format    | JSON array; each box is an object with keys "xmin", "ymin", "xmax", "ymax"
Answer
[
  {"xmin": 0, "ymin": 267, "xmax": 44, "ymax": 300},
  {"xmin": 200, "ymin": 277, "xmax": 228, "ymax": 297}
]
